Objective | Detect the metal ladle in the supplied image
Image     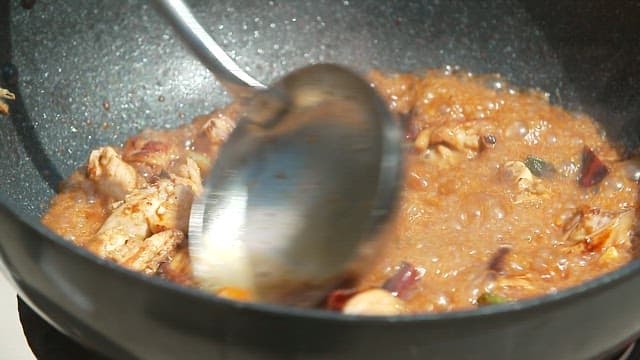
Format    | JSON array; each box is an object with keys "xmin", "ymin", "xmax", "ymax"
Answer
[{"xmin": 154, "ymin": 0, "xmax": 403, "ymax": 305}]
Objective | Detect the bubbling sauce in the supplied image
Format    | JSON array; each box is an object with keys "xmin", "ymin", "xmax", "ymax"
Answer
[{"xmin": 42, "ymin": 69, "xmax": 639, "ymax": 314}]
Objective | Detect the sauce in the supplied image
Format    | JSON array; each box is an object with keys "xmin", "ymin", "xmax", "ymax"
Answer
[{"xmin": 42, "ymin": 69, "xmax": 639, "ymax": 314}]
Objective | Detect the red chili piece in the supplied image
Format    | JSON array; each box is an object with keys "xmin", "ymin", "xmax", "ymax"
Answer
[
  {"xmin": 488, "ymin": 246, "xmax": 511, "ymax": 273},
  {"xmin": 382, "ymin": 261, "xmax": 421, "ymax": 299},
  {"xmin": 326, "ymin": 288, "xmax": 359, "ymax": 311},
  {"xmin": 579, "ymin": 146, "xmax": 609, "ymax": 187},
  {"xmin": 401, "ymin": 113, "xmax": 421, "ymax": 141}
]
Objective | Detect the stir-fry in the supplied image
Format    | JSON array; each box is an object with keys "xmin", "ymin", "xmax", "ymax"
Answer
[{"xmin": 42, "ymin": 68, "xmax": 639, "ymax": 314}]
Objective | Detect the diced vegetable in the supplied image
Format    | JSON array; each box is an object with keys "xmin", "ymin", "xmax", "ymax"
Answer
[
  {"xmin": 382, "ymin": 261, "xmax": 421, "ymax": 299},
  {"xmin": 477, "ymin": 292, "xmax": 510, "ymax": 306},
  {"xmin": 524, "ymin": 155, "xmax": 555, "ymax": 178},
  {"xmin": 328, "ymin": 261, "xmax": 422, "ymax": 311},
  {"xmin": 579, "ymin": 146, "xmax": 609, "ymax": 187},
  {"xmin": 342, "ymin": 289, "xmax": 407, "ymax": 316},
  {"xmin": 216, "ymin": 287, "xmax": 253, "ymax": 302}
]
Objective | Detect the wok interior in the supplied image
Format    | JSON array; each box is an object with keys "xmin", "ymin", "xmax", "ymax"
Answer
[{"xmin": 1, "ymin": 0, "xmax": 639, "ymax": 277}]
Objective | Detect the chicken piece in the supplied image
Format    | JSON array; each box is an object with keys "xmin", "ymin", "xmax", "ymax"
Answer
[
  {"xmin": 183, "ymin": 104, "xmax": 240, "ymax": 176},
  {"xmin": 416, "ymin": 123, "xmax": 488, "ymax": 168},
  {"xmin": 429, "ymin": 123, "xmax": 481, "ymax": 155},
  {"xmin": 342, "ymin": 289, "xmax": 407, "ymax": 316},
  {"xmin": 414, "ymin": 128, "xmax": 432, "ymax": 152},
  {"xmin": 202, "ymin": 108, "xmax": 236, "ymax": 145},
  {"xmin": 87, "ymin": 178, "xmax": 196, "ymax": 273},
  {"xmin": 502, "ymin": 161, "xmax": 534, "ymax": 190},
  {"xmin": 123, "ymin": 230, "xmax": 185, "ymax": 274},
  {"xmin": 501, "ymin": 161, "xmax": 549, "ymax": 204},
  {"xmin": 87, "ymin": 192, "xmax": 151, "ymax": 263},
  {"xmin": 562, "ymin": 207, "xmax": 635, "ymax": 256},
  {"xmin": 87, "ymin": 146, "xmax": 140, "ymax": 200},
  {"xmin": 122, "ymin": 134, "xmax": 181, "ymax": 179},
  {"xmin": 159, "ymin": 246, "xmax": 194, "ymax": 285},
  {"xmin": 170, "ymin": 157, "xmax": 203, "ymax": 195},
  {"xmin": 0, "ymin": 87, "xmax": 15, "ymax": 115},
  {"xmin": 423, "ymin": 144, "xmax": 465, "ymax": 168},
  {"xmin": 186, "ymin": 150, "xmax": 213, "ymax": 176},
  {"xmin": 141, "ymin": 180, "xmax": 195, "ymax": 234},
  {"xmin": 42, "ymin": 187, "xmax": 109, "ymax": 246}
]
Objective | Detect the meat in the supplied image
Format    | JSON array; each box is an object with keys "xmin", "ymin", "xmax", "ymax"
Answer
[
  {"xmin": 423, "ymin": 144, "xmax": 465, "ymax": 167},
  {"xmin": 0, "ymin": 87, "xmax": 15, "ymax": 115},
  {"xmin": 429, "ymin": 123, "xmax": 482, "ymax": 155},
  {"xmin": 202, "ymin": 108, "xmax": 236, "ymax": 145},
  {"xmin": 159, "ymin": 246, "xmax": 194, "ymax": 285},
  {"xmin": 123, "ymin": 135, "xmax": 181, "ymax": 179},
  {"xmin": 87, "ymin": 178, "xmax": 196, "ymax": 274},
  {"xmin": 170, "ymin": 157, "xmax": 203, "ymax": 196},
  {"xmin": 87, "ymin": 193, "xmax": 151, "ymax": 265},
  {"xmin": 44, "ymin": 99, "xmax": 212, "ymax": 278},
  {"xmin": 501, "ymin": 160, "xmax": 549, "ymax": 204},
  {"xmin": 413, "ymin": 120, "xmax": 493, "ymax": 169},
  {"xmin": 41, "ymin": 185, "xmax": 109, "ymax": 246},
  {"xmin": 501, "ymin": 161, "xmax": 534, "ymax": 190},
  {"xmin": 562, "ymin": 207, "xmax": 635, "ymax": 257},
  {"xmin": 123, "ymin": 230, "xmax": 185, "ymax": 274},
  {"xmin": 87, "ymin": 146, "xmax": 140, "ymax": 200}
]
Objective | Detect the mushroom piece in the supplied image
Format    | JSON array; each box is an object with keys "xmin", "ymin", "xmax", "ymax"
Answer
[{"xmin": 342, "ymin": 289, "xmax": 408, "ymax": 316}]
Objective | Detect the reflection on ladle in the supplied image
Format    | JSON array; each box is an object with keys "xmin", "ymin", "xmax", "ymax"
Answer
[{"xmin": 153, "ymin": 0, "xmax": 403, "ymax": 305}]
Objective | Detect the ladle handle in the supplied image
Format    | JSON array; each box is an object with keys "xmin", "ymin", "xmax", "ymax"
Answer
[{"xmin": 153, "ymin": 0, "xmax": 266, "ymax": 92}]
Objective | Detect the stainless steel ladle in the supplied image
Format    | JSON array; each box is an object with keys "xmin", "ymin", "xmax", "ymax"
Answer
[{"xmin": 154, "ymin": 0, "xmax": 403, "ymax": 305}]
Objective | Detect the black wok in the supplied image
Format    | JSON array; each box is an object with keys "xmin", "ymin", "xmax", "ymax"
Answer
[{"xmin": 1, "ymin": 0, "xmax": 640, "ymax": 359}]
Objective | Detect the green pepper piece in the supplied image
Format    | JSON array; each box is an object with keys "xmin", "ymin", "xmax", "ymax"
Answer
[
  {"xmin": 524, "ymin": 155, "xmax": 556, "ymax": 178},
  {"xmin": 477, "ymin": 292, "xmax": 510, "ymax": 306}
]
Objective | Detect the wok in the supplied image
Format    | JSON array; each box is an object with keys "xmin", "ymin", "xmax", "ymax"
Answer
[{"xmin": 1, "ymin": 0, "xmax": 640, "ymax": 358}]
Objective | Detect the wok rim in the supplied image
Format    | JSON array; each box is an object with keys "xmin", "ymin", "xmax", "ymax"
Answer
[{"xmin": 2, "ymin": 192, "xmax": 639, "ymax": 324}]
